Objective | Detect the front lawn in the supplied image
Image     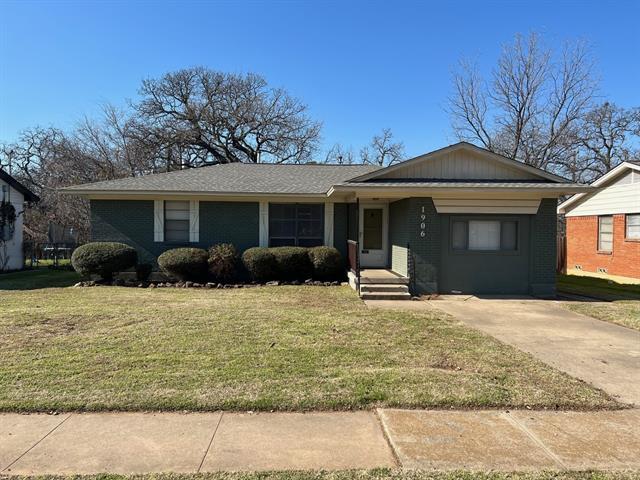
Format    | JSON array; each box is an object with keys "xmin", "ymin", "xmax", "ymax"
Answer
[
  {"xmin": 557, "ymin": 274, "xmax": 640, "ymax": 331},
  {"xmin": 0, "ymin": 268, "xmax": 80, "ymax": 290},
  {"xmin": 0, "ymin": 276, "xmax": 617, "ymax": 412}
]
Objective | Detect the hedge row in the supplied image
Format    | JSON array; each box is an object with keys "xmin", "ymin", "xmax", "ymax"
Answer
[{"xmin": 72, "ymin": 242, "xmax": 344, "ymax": 283}]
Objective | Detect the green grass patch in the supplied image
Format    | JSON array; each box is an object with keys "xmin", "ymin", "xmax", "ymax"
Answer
[
  {"xmin": 4, "ymin": 470, "xmax": 639, "ymax": 480},
  {"xmin": 0, "ymin": 283, "xmax": 617, "ymax": 412},
  {"xmin": 0, "ymin": 269, "xmax": 80, "ymax": 290},
  {"xmin": 557, "ymin": 274, "xmax": 640, "ymax": 301},
  {"xmin": 557, "ymin": 274, "xmax": 640, "ymax": 331},
  {"xmin": 563, "ymin": 301, "xmax": 640, "ymax": 332}
]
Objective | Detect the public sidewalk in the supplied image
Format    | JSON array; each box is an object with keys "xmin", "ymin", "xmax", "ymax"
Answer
[{"xmin": 1, "ymin": 409, "xmax": 639, "ymax": 475}]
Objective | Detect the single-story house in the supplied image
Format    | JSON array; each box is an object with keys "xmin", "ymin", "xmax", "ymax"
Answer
[
  {"xmin": 558, "ymin": 161, "xmax": 640, "ymax": 283},
  {"xmin": 0, "ymin": 169, "xmax": 39, "ymax": 271},
  {"xmin": 63, "ymin": 142, "xmax": 591, "ymax": 297}
]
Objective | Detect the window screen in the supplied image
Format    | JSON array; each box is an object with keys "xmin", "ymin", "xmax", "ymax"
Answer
[
  {"xmin": 626, "ymin": 214, "xmax": 640, "ymax": 240},
  {"xmin": 598, "ymin": 216, "xmax": 613, "ymax": 252},
  {"xmin": 468, "ymin": 220, "xmax": 500, "ymax": 250},
  {"xmin": 165, "ymin": 201, "xmax": 190, "ymax": 243},
  {"xmin": 269, "ymin": 203, "xmax": 324, "ymax": 247},
  {"xmin": 452, "ymin": 219, "xmax": 518, "ymax": 252}
]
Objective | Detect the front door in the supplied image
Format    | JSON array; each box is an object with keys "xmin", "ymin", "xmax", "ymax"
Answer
[{"xmin": 359, "ymin": 203, "xmax": 388, "ymax": 267}]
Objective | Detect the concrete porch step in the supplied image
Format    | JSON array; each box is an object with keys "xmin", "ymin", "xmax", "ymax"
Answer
[
  {"xmin": 360, "ymin": 284, "xmax": 409, "ymax": 294},
  {"xmin": 359, "ymin": 276, "xmax": 409, "ymax": 285},
  {"xmin": 360, "ymin": 291, "xmax": 412, "ymax": 301}
]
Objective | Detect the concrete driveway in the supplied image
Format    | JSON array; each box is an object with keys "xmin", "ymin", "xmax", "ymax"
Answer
[{"xmin": 427, "ymin": 296, "xmax": 640, "ymax": 406}]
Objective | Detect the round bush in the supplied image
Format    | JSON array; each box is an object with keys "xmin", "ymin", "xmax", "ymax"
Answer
[
  {"xmin": 270, "ymin": 246, "xmax": 313, "ymax": 281},
  {"xmin": 158, "ymin": 248, "xmax": 209, "ymax": 281},
  {"xmin": 308, "ymin": 246, "xmax": 343, "ymax": 280},
  {"xmin": 208, "ymin": 243, "xmax": 238, "ymax": 281},
  {"xmin": 71, "ymin": 242, "xmax": 137, "ymax": 281},
  {"xmin": 242, "ymin": 247, "xmax": 278, "ymax": 282}
]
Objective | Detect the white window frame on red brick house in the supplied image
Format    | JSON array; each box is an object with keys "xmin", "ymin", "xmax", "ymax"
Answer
[
  {"xmin": 625, "ymin": 214, "xmax": 640, "ymax": 241},
  {"xmin": 597, "ymin": 215, "xmax": 613, "ymax": 253}
]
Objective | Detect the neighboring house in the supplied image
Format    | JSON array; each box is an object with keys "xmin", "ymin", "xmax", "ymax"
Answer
[
  {"xmin": 63, "ymin": 142, "xmax": 590, "ymax": 297},
  {"xmin": 558, "ymin": 161, "xmax": 640, "ymax": 282},
  {"xmin": 0, "ymin": 169, "xmax": 39, "ymax": 271}
]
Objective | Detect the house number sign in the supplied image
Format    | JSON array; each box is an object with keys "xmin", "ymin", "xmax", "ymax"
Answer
[{"xmin": 420, "ymin": 206, "xmax": 426, "ymax": 238}]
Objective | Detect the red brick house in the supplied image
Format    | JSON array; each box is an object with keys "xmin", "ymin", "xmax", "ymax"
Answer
[{"xmin": 558, "ymin": 161, "xmax": 640, "ymax": 282}]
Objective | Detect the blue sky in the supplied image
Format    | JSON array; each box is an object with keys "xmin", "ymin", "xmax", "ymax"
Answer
[{"xmin": 1, "ymin": 0, "xmax": 639, "ymax": 158}]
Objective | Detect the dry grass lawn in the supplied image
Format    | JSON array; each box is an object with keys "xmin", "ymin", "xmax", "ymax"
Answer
[
  {"xmin": 6, "ymin": 471, "xmax": 639, "ymax": 480},
  {"xmin": 0, "ymin": 271, "xmax": 618, "ymax": 412},
  {"xmin": 557, "ymin": 274, "xmax": 640, "ymax": 331}
]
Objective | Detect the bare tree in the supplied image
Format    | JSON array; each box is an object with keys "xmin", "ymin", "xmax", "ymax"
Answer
[
  {"xmin": 573, "ymin": 102, "xmax": 640, "ymax": 181},
  {"xmin": 135, "ymin": 68, "xmax": 322, "ymax": 165},
  {"xmin": 324, "ymin": 143, "xmax": 355, "ymax": 164},
  {"xmin": 449, "ymin": 32, "xmax": 597, "ymax": 175},
  {"xmin": 360, "ymin": 128, "xmax": 405, "ymax": 166}
]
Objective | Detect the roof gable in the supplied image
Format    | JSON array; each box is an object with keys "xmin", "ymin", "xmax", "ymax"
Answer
[
  {"xmin": 558, "ymin": 161, "xmax": 640, "ymax": 214},
  {"xmin": 0, "ymin": 169, "xmax": 39, "ymax": 202},
  {"xmin": 349, "ymin": 142, "xmax": 569, "ymax": 183}
]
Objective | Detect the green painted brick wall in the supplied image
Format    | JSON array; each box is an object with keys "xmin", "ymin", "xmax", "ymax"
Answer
[
  {"xmin": 199, "ymin": 201, "xmax": 259, "ymax": 252},
  {"xmin": 389, "ymin": 199, "xmax": 409, "ymax": 277},
  {"xmin": 333, "ymin": 203, "xmax": 350, "ymax": 260},
  {"xmin": 529, "ymin": 198, "xmax": 558, "ymax": 297},
  {"xmin": 405, "ymin": 198, "xmax": 441, "ymax": 294},
  {"xmin": 91, "ymin": 200, "xmax": 259, "ymax": 265}
]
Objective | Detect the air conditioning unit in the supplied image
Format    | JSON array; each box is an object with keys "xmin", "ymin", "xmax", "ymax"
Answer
[
  {"xmin": 597, "ymin": 267, "xmax": 607, "ymax": 274},
  {"xmin": 574, "ymin": 264, "xmax": 582, "ymax": 270}
]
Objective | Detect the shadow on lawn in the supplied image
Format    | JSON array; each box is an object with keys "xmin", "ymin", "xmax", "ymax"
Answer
[
  {"xmin": 557, "ymin": 274, "xmax": 640, "ymax": 302},
  {"xmin": 0, "ymin": 268, "xmax": 80, "ymax": 290}
]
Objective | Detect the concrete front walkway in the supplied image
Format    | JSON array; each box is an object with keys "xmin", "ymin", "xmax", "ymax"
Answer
[
  {"xmin": 1, "ymin": 409, "xmax": 640, "ymax": 474},
  {"xmin": 425, "ymin": 296, "xmax": 640, "ymax": 406}
]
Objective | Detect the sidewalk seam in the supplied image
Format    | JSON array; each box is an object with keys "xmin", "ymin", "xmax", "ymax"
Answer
[
  {"xmin": 502, "ymin": 412, "xmax": 567, "ymax": 470},
  {"xmin": 197, "ymin": 412, "xmax": 223, "ymax": 472},
  {"xmin": 374, "ymin": 409, "xmax": 402, "ymax": 468},
  {"xmin": 1, "ymin": 413, "xmax": 72, "ymax": 473}
]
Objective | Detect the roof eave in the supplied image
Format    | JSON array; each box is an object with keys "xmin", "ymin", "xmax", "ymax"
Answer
[{"xmin": 60, "ymin": 188, "xmax": 331, "ymax": 198}]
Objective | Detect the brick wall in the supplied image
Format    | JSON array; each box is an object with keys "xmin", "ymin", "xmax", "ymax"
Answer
[
  {"xmin": 406, "ymin": 198, "xmax": 441, "ymax": 294},
  {"xmin": 91, "ymin": 199, "xmax": 260, "ymax": 265},
  {"xmin": 566, "ymin": 214, "xmax": 640, "ymax": 279},
  {"xmin": 389, "ymin": 199, "xmax": 409, "ymax": 277},
  {"xmin": 529, "ymin": 198, "xmax": 558, "ymax": 296}
]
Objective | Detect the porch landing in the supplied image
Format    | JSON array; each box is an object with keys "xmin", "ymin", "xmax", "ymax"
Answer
[{"xmin": 348, "ymin": 269, "xmax": 411, "ymax": 301}]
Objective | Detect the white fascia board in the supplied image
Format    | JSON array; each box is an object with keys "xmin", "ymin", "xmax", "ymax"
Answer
[{"xmin": 558, "ymin": 162, "xmax": 639, "ymax": 213}]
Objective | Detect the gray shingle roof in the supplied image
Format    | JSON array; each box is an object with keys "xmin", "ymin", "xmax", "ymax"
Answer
[
  {"xmin": 64, "ymin": 163, "xmax": 381, "ymax": 195},
  {"xmin": 335, "ymin": 181, "xmax": 591, "ymax": 189}
]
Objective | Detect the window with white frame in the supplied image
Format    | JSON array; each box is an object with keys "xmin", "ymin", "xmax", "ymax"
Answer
[
  {"xmin": 626, "ymin": 214, "xmax": 640, "ymax": 240},
  {"xmin": 164, "ymin": 200, "xmax": 190, "ymax": 243},
  {"xmin": 452, "ymin": 219, "xmax": 518, "ymax": 252},
  {"xmin": 598, "ymin": 216, "xmax": 613, "ymax": 252}
]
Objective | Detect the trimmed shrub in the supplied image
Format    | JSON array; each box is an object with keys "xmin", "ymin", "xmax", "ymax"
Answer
[
  {"xmin": 271, "ymin": 246, "xmax": 313, "ymax": 281},
  {"xmin": 242, "ymin": 247, "xmax": 278, "ymax": 282},
  {"xmin": 208, "ymin": 243, "xmax": 238, "ymax": 281},
  {"xmin": 135, "ymin": 263, "xmax": 153, "ymax": 282},
  {"xmin": 71, "ymin": 242, "xmax": 137, "ymax": 281},
  {"xmin": 158, "ymin": 248, "xmax": 209, "ymax": 281},
  {"xmin": 308, "ymin": 246, "xmax": 343, "ymax": 280}
]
